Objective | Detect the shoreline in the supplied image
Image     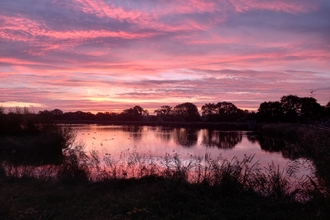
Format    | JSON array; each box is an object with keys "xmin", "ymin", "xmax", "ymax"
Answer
[{"xmin": 56, "ymin": 120, "xmax": 262, "ymax": 130}]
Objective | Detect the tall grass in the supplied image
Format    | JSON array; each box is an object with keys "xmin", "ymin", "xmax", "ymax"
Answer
[{"xmin": 0, "ymin": 143, "xmax": 321, "ymax": 203}]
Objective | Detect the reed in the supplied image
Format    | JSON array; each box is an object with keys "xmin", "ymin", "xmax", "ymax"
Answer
[
  {"xmin": 0, "ymin": 145, "xmax": 328, "ymax": 218},
  {"xmin": 1, "ymin": 145, "xmax": 321, "ymax": 201}
]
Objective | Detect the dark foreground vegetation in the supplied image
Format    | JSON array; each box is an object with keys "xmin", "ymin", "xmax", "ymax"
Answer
[
  {"xmin": 0, "ymin": 107, "xmax": 74, "ymax": 166},
  {"xmin": 1, "ymin": 141, "xmax": 330, "ymax": 219},
  {"xmin": 1, "ymin": 174, "xmax": 327, "ymax": 219},
  {"xmin": 1, "ymin": 106, "xmax": 330, "ymax": 219}
]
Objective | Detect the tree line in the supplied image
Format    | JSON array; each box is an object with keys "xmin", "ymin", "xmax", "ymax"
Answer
[{"xmin": 1, "ymin": 94, "xmax": 330, "ymax": 124}]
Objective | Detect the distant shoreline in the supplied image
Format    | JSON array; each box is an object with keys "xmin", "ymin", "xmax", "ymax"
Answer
[{"xmin": 56, "ymin": 120, "xmax": 261, "ymax": 130}]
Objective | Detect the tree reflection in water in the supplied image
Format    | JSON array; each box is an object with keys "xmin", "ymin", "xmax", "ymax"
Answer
[
  {"xmin": 246, "ymin": 132, "xmax": 259, "ymax": 144},
  {"xmin": 201, "ymin": 130, "xmax": 242, "ymax": 149},
  {"xmin": 173, "ymin": 128, "xmax": 198, "ymax": 147},
  {"xmin": 257, "ymin": 136, "xmax": 310, "ymax": 161},
  {"xmin": 155, "ymin": 127, "xmax": 174, "ymax": 143},
  {"xmin": 122, "ymin": 126, "xmax": 143, "ymax": 141}
]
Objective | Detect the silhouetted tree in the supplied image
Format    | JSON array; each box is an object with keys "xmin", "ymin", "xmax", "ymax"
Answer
[
  {"xmin": 325, "ymin": 101, "xmax": 330, "ymax": 118},
  {"xmin": 280, "ymin": 95, "xmax": 300, "ymax": 122},
  {"xmin": 76, "ymin": 111, "xmax": 94, "ymax": 120},
  {"xmin": 201, "ymin": 102, "xmax": 244, "ymax": 122},
  {"xmin": 38, "ymin": 110, "xmax": 55, "ymax": 122},
  {"xmin": 217, "ymin": 102, "xmax": 238, "ymax": 114},
  {"xmin": 173, "ymin": 102, "xmax": 200, "ymax": 122},
  {"xmin": 58, "ymin": 111, "xmax": 96, "ymax": 120},
  {"xmin": 51, "ymin": 109, "xmax": 64, "ymax": 120},
  {"xmin": 201, "ymin": 103, "xmax": 217, "ymax": 115},
  {"xmin": 121, "ymin": 106, "xmax": 148, "ymax": 121},
  {"xmin": 257, "ymin": 101, "xmax": 284, "ymax": 122},
  {"xmin": 246, "ymin": 111, "xmax": 257, "ymax": 121},
  {"xmin": 154, "ymin": 105, "xmax": 173, "ymax": 121},
  {"xmin": 281, "ymin": 95, "xmax": 300, "ymax": 112},
  {"xmin": 326, "ymin": 101, "xmax": 330, "ymax": 109},
  {"xmin": 201, "ymin": 103, "xmax": 217, "ymax": 121},
  {"xmin": 299, "ymin": 97, "xmax": 322, "ymax": 122},
  {"xmin": 280, "ymin": 95, "xmax": 322, "ymax": 122},
  {"xmin": 0, "ymin": 106, "xmax": 5, "ymax": 115},
  {"xmin": 217, "ymin": 102, "xmax": 240, "ymax": 122},
  {"xmin": 95, "ymin": 112, "xmax": 117, "ymax": 121},
  {"xmin": 52, "ymin": 109, "xmax": 63, "ymax": 116}
]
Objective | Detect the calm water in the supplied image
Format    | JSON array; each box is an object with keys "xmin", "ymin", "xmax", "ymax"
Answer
[{"xmin": 73, "ymin": 124, "xmax": 314, "ymax": 174}]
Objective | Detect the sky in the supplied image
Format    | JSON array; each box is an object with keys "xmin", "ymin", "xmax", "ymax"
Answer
[{"xmin": 1, "ymin": 0, "xmax": 330, "ymax": 114}]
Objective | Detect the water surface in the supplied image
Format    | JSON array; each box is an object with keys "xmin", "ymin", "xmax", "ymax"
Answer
[{"xmin": 74, "ymin": 124, "xmax": 313, "ymax": 174}]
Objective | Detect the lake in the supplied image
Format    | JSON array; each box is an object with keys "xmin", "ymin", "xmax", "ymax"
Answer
[{"xmin": 73, "ymin": 124, "xmax": 314, "ymax": 176}]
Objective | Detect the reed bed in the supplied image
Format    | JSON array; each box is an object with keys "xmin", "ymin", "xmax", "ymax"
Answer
[{"xmin": 0, "ymin": 143, "xmax": 321, "ymax": 203}]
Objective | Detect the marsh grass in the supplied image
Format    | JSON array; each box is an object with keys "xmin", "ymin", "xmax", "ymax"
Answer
[
  {"xmin": 1, "ymin": 143, "xmax": 320, "ymax": 202},
  {"xmin": 1, "ymin": 146, "xmax": 328, "ymax": 219}
]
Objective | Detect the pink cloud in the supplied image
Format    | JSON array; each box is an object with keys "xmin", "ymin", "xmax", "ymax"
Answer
[
  {"xmin": 168, "ymin": 0, "xmax": 218, "ymax": 14},
  {"xmin": 0, "ymin": 57, "xmax": 43, "ymax": 66},
  {"xmin": 228, "ymin": 0, "xmax": 318, "ymax": 14},
  {"xmin": 72, "ymin": 0, "xmax": 153, "ymax": 24},
  {"xmin": 0, "ymin": 15, "xmax": 44, "ymax": 42}
]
